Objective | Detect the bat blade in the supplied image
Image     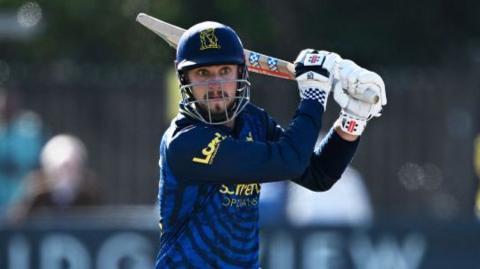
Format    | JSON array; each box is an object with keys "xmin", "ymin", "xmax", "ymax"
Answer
[
  {"xmin": 136, "ymin": 13, "xmax": 183, "ymax": 49},
  {"xmin": 136, "ymin": 13, "xmax": 295, "ymax": 80},
  {"xmin": 136, "ymin": 13, "xmax": 378, "ymax": 104}
]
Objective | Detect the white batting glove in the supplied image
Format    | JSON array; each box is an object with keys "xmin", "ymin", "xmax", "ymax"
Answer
[
  {"xmin": 294, "ymin": 49, "xmax": 342, "ymax": 110},
  {"xmin": 333, "ymin": 59, "xmax": 387, "ymax": 136}
]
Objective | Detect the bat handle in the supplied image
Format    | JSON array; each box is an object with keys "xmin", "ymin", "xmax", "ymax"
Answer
[
  {"xmin": 346, "ymin": 88, "xmax": 379, "ymax": 105},
  {"xmin": 289, "ymin": 62, "xmax": 379, "ymax": 104},
  {"xmin": 332, "ymin": 79, "xmax": 379, "ymax": 105},
  {"xmin": 361, "ymin": 88, "xmax": 380, "ymax": 104}
]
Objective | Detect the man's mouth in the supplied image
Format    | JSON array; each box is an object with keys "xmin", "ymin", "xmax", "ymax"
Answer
[{"xmin": 206, "ymin": 92, "xmax": 228, "ymax": 100}]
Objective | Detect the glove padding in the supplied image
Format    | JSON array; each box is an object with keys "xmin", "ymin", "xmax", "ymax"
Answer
[
  {"xmin": 333, "ymin": 59, "xmax": 387, "ymax": 136},
  {"xmin": 294, "ymin": 49, "xmax": 341, "ymax": 110}
]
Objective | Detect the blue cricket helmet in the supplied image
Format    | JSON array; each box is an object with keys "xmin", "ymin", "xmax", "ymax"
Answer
[
  {"xmin": 175, "ymin": 21, "xmax": 250, "ymax": 125},
  {"xmin": 176, "ymin": 21, "xmax": 248, "ymax": 83}
]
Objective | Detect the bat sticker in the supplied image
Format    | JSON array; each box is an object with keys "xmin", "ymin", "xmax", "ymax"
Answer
[
  {"xmin": 248, "ymin": 52, "xmax": 261, "ymax": 67},
  {"xmin": 267, "ymin": 57, "xmax": 278, "ymax": 71}
]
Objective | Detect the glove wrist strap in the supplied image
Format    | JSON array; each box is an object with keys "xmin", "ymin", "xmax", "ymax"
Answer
[
  {"xmin": 298, "ymin": 86, "xmax": 328, "ymax": 110},
  {"xmin": 336, "ymin": 110, "xmax": 367, "ymax": 136}
]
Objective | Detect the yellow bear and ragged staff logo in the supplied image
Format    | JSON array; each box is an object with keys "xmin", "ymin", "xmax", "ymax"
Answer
[{"xmin": 199, "ymin": 28, "xmax": 221, "ymax": 50}]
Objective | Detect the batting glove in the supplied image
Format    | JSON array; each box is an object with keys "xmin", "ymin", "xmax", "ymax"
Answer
[
  {"xmin": 294, "ymin": 49, "xmax": 341, "ymax": 110},
  {"xmin": 333, "ymin": 59, "xmax": 387, "ymax": 136}
]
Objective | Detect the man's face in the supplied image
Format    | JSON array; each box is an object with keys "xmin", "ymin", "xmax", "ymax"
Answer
[{"xmin": 186, "ymin": 64, "xmax": 238, "ymax": 115}]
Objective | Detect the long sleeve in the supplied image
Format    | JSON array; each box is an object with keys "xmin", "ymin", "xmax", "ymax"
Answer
[
  {"xmin": 291, "ymin": 128, "xmax": 359, "ymax": 191},
  {"xmin": 266, "ymin": 111, "xmax": 359, "ymax": 191},
  {"xmin": 165, "ymin": 100, "xmax": 324, "ymax": 183}
]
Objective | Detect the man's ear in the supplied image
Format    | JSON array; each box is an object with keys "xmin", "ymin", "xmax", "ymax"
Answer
[{"xmin": 175, "ymin": 61, "xmax": 189, "ymax": 85}]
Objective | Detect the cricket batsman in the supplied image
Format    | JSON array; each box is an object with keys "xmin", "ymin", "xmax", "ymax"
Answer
[{"xmin": 155, "ymin": 21, "xmax": 386, "ymax": 268}]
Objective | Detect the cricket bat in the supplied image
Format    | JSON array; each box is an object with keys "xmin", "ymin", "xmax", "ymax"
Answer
[{"xmin": 136, "ymin": 13, "xmax": 379, "ymax": 104}]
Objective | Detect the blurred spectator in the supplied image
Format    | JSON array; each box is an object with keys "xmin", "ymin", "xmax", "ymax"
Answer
[
  {"xmin": 260, "ymin": 133, "xmax": 373, "ymax": 226},
  {"xmin": 259, "ymin": 181, "xmax": 289, "ymax": 225},
  {"xmin": 286, "ymin": 166, "xmax": 373, "ymax": 226},
  {"xmin": 474, "ymin": 134, "xmax": 480, "ymax": 219},
  {"xmin": 0, "ymin": 87, "xmax": 45, "ymax": 216},
  {"xmin": 260, "ymin": 166, "xmax": 373, "ymax": 227},
  {"xmin": 7, "ymin": 134, "xmax": 100, "ymax": 223}
]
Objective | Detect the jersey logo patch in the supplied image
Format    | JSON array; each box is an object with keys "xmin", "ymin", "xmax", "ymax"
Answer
[
  {"xmin": 246, "ymin": 131, "xmax": 253, "ymax": 142},
  {"xmin": 192, "ymin": 132, "xmax": 226, "ymax": 164},
  {"xmin": 199, "ymin": 28, "xmax": 221, "ymax": 50}
]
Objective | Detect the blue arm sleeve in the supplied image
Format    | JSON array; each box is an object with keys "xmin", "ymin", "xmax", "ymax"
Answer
[
  {"xmin": 267, "ymin": 115, "xmax": 359, "ymax": 191},
  {"xmin": 291, "ymin": 129, "xmax": 359, "ymax": 191},
  {"xmin": 166, "ymin": 100, "xmax": 323, "ymax": 183}
]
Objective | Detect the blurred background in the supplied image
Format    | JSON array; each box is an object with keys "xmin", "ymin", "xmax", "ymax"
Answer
[{"xmin": 0, "ymin": 0, "xmax": 479, "ymax": 268}]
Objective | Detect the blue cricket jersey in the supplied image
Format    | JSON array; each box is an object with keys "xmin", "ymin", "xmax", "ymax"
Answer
[{"xmin": 156, "ymin": 100, "xmax": 359, "ymax": 268}]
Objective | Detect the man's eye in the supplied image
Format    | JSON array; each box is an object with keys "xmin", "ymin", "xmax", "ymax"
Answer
[
  {"xmin": 220, "ymin": 68, "xmax": 232, "ymax": 76},
  {"xmin": 197, "ymin": 70, "xmax": 208, "ymax": 77}
]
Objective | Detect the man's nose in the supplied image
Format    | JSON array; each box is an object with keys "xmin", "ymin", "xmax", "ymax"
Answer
[{"xmin": 207, "ymin": 80, "xmax": 221, "ymax": 90}]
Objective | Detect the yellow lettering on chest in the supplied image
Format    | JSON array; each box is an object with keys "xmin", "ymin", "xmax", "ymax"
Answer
[
  {"xmin": 220, "ymin": 184, "xmax": 235, "ymax": 195},
  {"xmin": 234, "ymin": 183, "xmax": 261, "ymax": 196}
]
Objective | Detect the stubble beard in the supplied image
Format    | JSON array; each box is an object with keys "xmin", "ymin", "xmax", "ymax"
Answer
[{"xmin": 198, "ymin": 94, "xmax": 235, "ymax": 122}]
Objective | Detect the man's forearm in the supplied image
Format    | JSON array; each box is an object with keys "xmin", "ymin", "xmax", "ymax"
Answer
[{"xmin": 335, "ymin": 125, "xmax": 359, "ymax": 142}]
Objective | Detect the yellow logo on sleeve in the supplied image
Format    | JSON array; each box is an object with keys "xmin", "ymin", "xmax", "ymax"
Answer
[
  {"xmin": 192, "ymin": 132, "xmax": 226, "ymax": 165},
  {"xmin": 199, "ymin": 28, "xmax": 221, "ymax": 50}
]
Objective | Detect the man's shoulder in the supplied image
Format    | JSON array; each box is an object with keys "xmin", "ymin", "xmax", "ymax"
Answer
[
  {"xmin": 242, "ymin": 103, "xmax": 270, "ymax": 121},
  {"xmin": 243, "ymin": 103, "xmax": 267, "ymax": 114},
  {"xmin": 162, "ymin": 114, "xmax": 226, "ymax": 150}
]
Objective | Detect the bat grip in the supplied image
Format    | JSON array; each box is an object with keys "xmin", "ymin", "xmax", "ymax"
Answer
[
  {"xmin": 361, "ymin": 89, "xmax": 380, "ymax": 104},
  {"xmin": 332, "ymin": 79, "xmax": 379, "ymax": 105},
  {"xmin": 347, "ymin": 88, "xmax": 379, "ymax": 105}
]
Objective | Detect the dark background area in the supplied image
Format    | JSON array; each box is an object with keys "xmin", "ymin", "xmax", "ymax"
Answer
[{"xmin": 1, "ymin": 0, "xmax": 479, "ymax": 221}]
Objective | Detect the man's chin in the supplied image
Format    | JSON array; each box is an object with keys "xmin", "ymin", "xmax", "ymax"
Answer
[
  {"xmin": 197, "ymin": 101, "xmax": 235, "ymax": 122},
  {"xmin": 210, "ymin": 107, "xmax": 228, "ymax": 116}
]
